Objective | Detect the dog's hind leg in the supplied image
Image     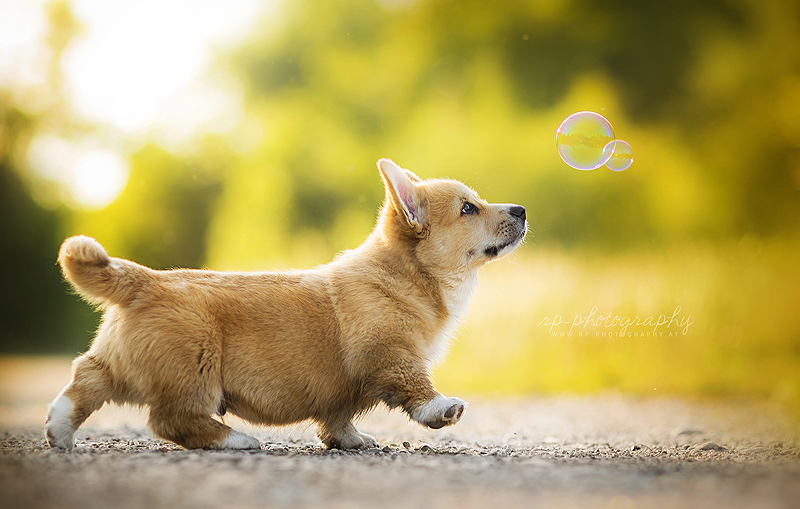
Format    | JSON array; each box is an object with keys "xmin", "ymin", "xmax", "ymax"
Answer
[
  {"xmin": 148, "ymin": 403, "xmax": 260, "ymax": 450},
  {"xmin": 45, "ymin": 354, "xmax": 113, "ymax": 450}
]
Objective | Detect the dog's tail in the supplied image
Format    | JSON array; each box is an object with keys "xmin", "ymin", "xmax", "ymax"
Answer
[{"xmin": 58, "ymin": 236, "xmax": 150, "ymax": 308}]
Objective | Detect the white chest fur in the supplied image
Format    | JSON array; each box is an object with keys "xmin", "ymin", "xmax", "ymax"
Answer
[{"xmin": 424, "ymin": 270, "xmax": 479, "ymax": 367}]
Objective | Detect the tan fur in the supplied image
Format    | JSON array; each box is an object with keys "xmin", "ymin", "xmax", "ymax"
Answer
[{"xmin": 45, "ymin": 159, "xmax": 527, "ymax": 450}]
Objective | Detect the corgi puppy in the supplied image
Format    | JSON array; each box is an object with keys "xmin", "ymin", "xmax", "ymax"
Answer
[{"xmin": 45, "ymin": 159, "xmax": 526, "ymax": 450}]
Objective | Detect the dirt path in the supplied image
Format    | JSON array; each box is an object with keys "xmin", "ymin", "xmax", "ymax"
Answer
[{"xmin": 1, "ymin": 358, "xmax": 799, "ymax": 508}]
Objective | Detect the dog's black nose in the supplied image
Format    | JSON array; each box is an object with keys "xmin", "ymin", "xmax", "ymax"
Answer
[{"xmin": 509, "ymin": 205, "xmax": 526, "ymax": 221}]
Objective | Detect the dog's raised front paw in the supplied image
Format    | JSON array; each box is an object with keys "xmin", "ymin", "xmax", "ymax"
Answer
[{"xmin": 410, "ymin": 395, "xmax": 467, "ymax": 429}]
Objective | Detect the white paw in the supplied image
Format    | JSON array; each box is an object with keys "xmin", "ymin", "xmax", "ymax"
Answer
[
  {"xmin": 410, "ymin": 395, "xmax": 467, "ymax": 429},
  {"xmin": 325, "ymin": 425, "xmax": 378, "ymax": 450},
  {"xmin": 45, "ymin": 394, "xmax": 76, "ymax": 450},
  {"xmin": 355, "ymin": 430, "xmax": 378, "ymax": 449},
  {"xmin": 216, "ymin": 430, "xmax": 261, "ymax": 450}
]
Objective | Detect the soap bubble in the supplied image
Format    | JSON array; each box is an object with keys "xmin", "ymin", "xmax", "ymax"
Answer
[
  {"xmin": 556, "ymin": 111, "xmax": 615, "ymax": 170},
  {"xmin": 604, "ymin": 140, "xmax": 633, "ymax": 171}
]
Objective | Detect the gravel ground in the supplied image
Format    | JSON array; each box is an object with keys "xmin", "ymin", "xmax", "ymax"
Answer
[{"xmin": 1, "ymin": 358, "xmax": 799, "ymax": 509}]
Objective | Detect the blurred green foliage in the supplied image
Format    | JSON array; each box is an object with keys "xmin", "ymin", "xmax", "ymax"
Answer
[
  {"xmin": 1, "ymin": 0, "xmax": 799, "ymax": 413},
  {"xmin": 200, "ymin": 0, "xmax": 799, "ymax": 266},
  {"xmin": 70, "ymin": 144, "xmax": 223, "ymax": 270}
]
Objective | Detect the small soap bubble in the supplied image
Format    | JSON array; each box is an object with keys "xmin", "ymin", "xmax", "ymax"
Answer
[
  {"xmin": 556, "ymin": 111, "xmax": 615, "ymax": 170},
  {"xmin": 604, "ymin": 140, "xmax": 633, "ymax": 171}
]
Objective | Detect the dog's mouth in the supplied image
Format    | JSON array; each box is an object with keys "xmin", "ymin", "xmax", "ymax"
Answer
[
  {"xmin": 483, "ymin": 228, "xmax": 526, "ymax": 260},
  {"xmin": 483, "ymin": 244, "xmax": 503, "ymax": 258}
]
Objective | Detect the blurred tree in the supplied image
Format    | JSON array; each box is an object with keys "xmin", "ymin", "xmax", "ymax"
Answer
[
  {"xmin": 0, "ymin": 1, "xmax": 99, "ymax": 353},
  {"xmin": 0, "ymin": 0, "xmax": 226, "ymax": 352},
  {"xmin": 0, "ymin": 103, "xmax": 96, "ymax": 353}
]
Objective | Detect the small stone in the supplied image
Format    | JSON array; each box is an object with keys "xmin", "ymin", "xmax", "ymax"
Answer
[
  {"xmin": 382, "ymin": 446, "xmax": 392, "ymax": 453},
  {"xmin": 631, "ymin": 444, "xmax": 642, "ymax": 451},
  {"xmin": 692, "ymin": 442, "xmax": 726, "ymax": 452},
  {"xmin": 738, "ymin": 445, "xmax": 770, "ymax": 455},
  {"xmin": 402, "ymin": 441, "xmax": 411, "ymax": 450}
]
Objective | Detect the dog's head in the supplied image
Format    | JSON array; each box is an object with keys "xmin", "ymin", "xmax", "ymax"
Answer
[{"xmin": 376, "ymin": 159, "xmax": 527, "ymax": 272}]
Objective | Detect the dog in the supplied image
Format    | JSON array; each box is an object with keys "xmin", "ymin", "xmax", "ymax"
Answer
[{"xmin": 45, "ymin": 158, "xmax": 526, "ymax": 450}]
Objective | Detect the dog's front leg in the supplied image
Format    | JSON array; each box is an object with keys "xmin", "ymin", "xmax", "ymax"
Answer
[
  {"xmin": 317, "ymin": 420, "xmax": 378, "ymax": 450},
  {"xmin": 367, "ymin": 361, "xmax": 467, "ymax": 430}
]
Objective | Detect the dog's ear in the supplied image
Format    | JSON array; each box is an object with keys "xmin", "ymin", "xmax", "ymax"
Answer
[
  {"xmin": 377, "ymin": 158, "xmax": 426, "ymax": 231},
  {"xmin": 402, "ymin": 168, "xmax": 422, "ymax": 184}
]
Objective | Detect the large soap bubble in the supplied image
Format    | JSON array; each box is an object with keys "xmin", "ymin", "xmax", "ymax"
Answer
[{"xmin": 556, "ymin": 111, "xmax": 616, "ymax": 171}]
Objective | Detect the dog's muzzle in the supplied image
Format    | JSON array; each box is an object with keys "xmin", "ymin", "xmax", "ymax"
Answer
[{"xmin": 483, "ymin": 205, "xmax": 527, "ymax": 259}]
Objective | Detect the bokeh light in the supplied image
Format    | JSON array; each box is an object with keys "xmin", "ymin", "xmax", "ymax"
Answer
[{"xmin": 26, "ymin": 134, "xmax": 129, "ymax": 209}]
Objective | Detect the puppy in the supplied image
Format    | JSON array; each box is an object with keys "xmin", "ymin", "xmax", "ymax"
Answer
[{"xmin": 45, "ymin": 159, "xmax": 526, "ymax": 450}]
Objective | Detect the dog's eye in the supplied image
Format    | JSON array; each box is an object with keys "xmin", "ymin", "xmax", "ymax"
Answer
[{"xmin": 461, "ymin": 201, "xmax": 476, "ymax": 215}]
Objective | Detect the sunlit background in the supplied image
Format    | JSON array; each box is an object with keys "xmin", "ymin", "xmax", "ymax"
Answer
[{"xmin": 1, "ymin": 0, "xmax": 799, "ymax": 419}]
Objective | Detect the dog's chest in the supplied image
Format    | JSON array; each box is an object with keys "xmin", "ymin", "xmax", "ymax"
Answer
[{"xmin": 424, "ymin": 271, "xmax": 479, "ymax": 366}]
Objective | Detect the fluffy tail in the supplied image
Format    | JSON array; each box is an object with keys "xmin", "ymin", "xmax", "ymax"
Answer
[{"xmin": 58, "ymin": 236, "xmax": 148, "ymax": 307}]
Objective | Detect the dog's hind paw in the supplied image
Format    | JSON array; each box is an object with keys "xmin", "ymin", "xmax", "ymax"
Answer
[
  {"xmin": 411, "ymin": 395, "xmax": 467, "ymax": 430},
  {"xmin": 217, "ymin": 430, "xmax": 261, "ymax": 450},
  {"xmin": 44, "ymin": 394, "xmax": 76, "ymax": 451}
]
